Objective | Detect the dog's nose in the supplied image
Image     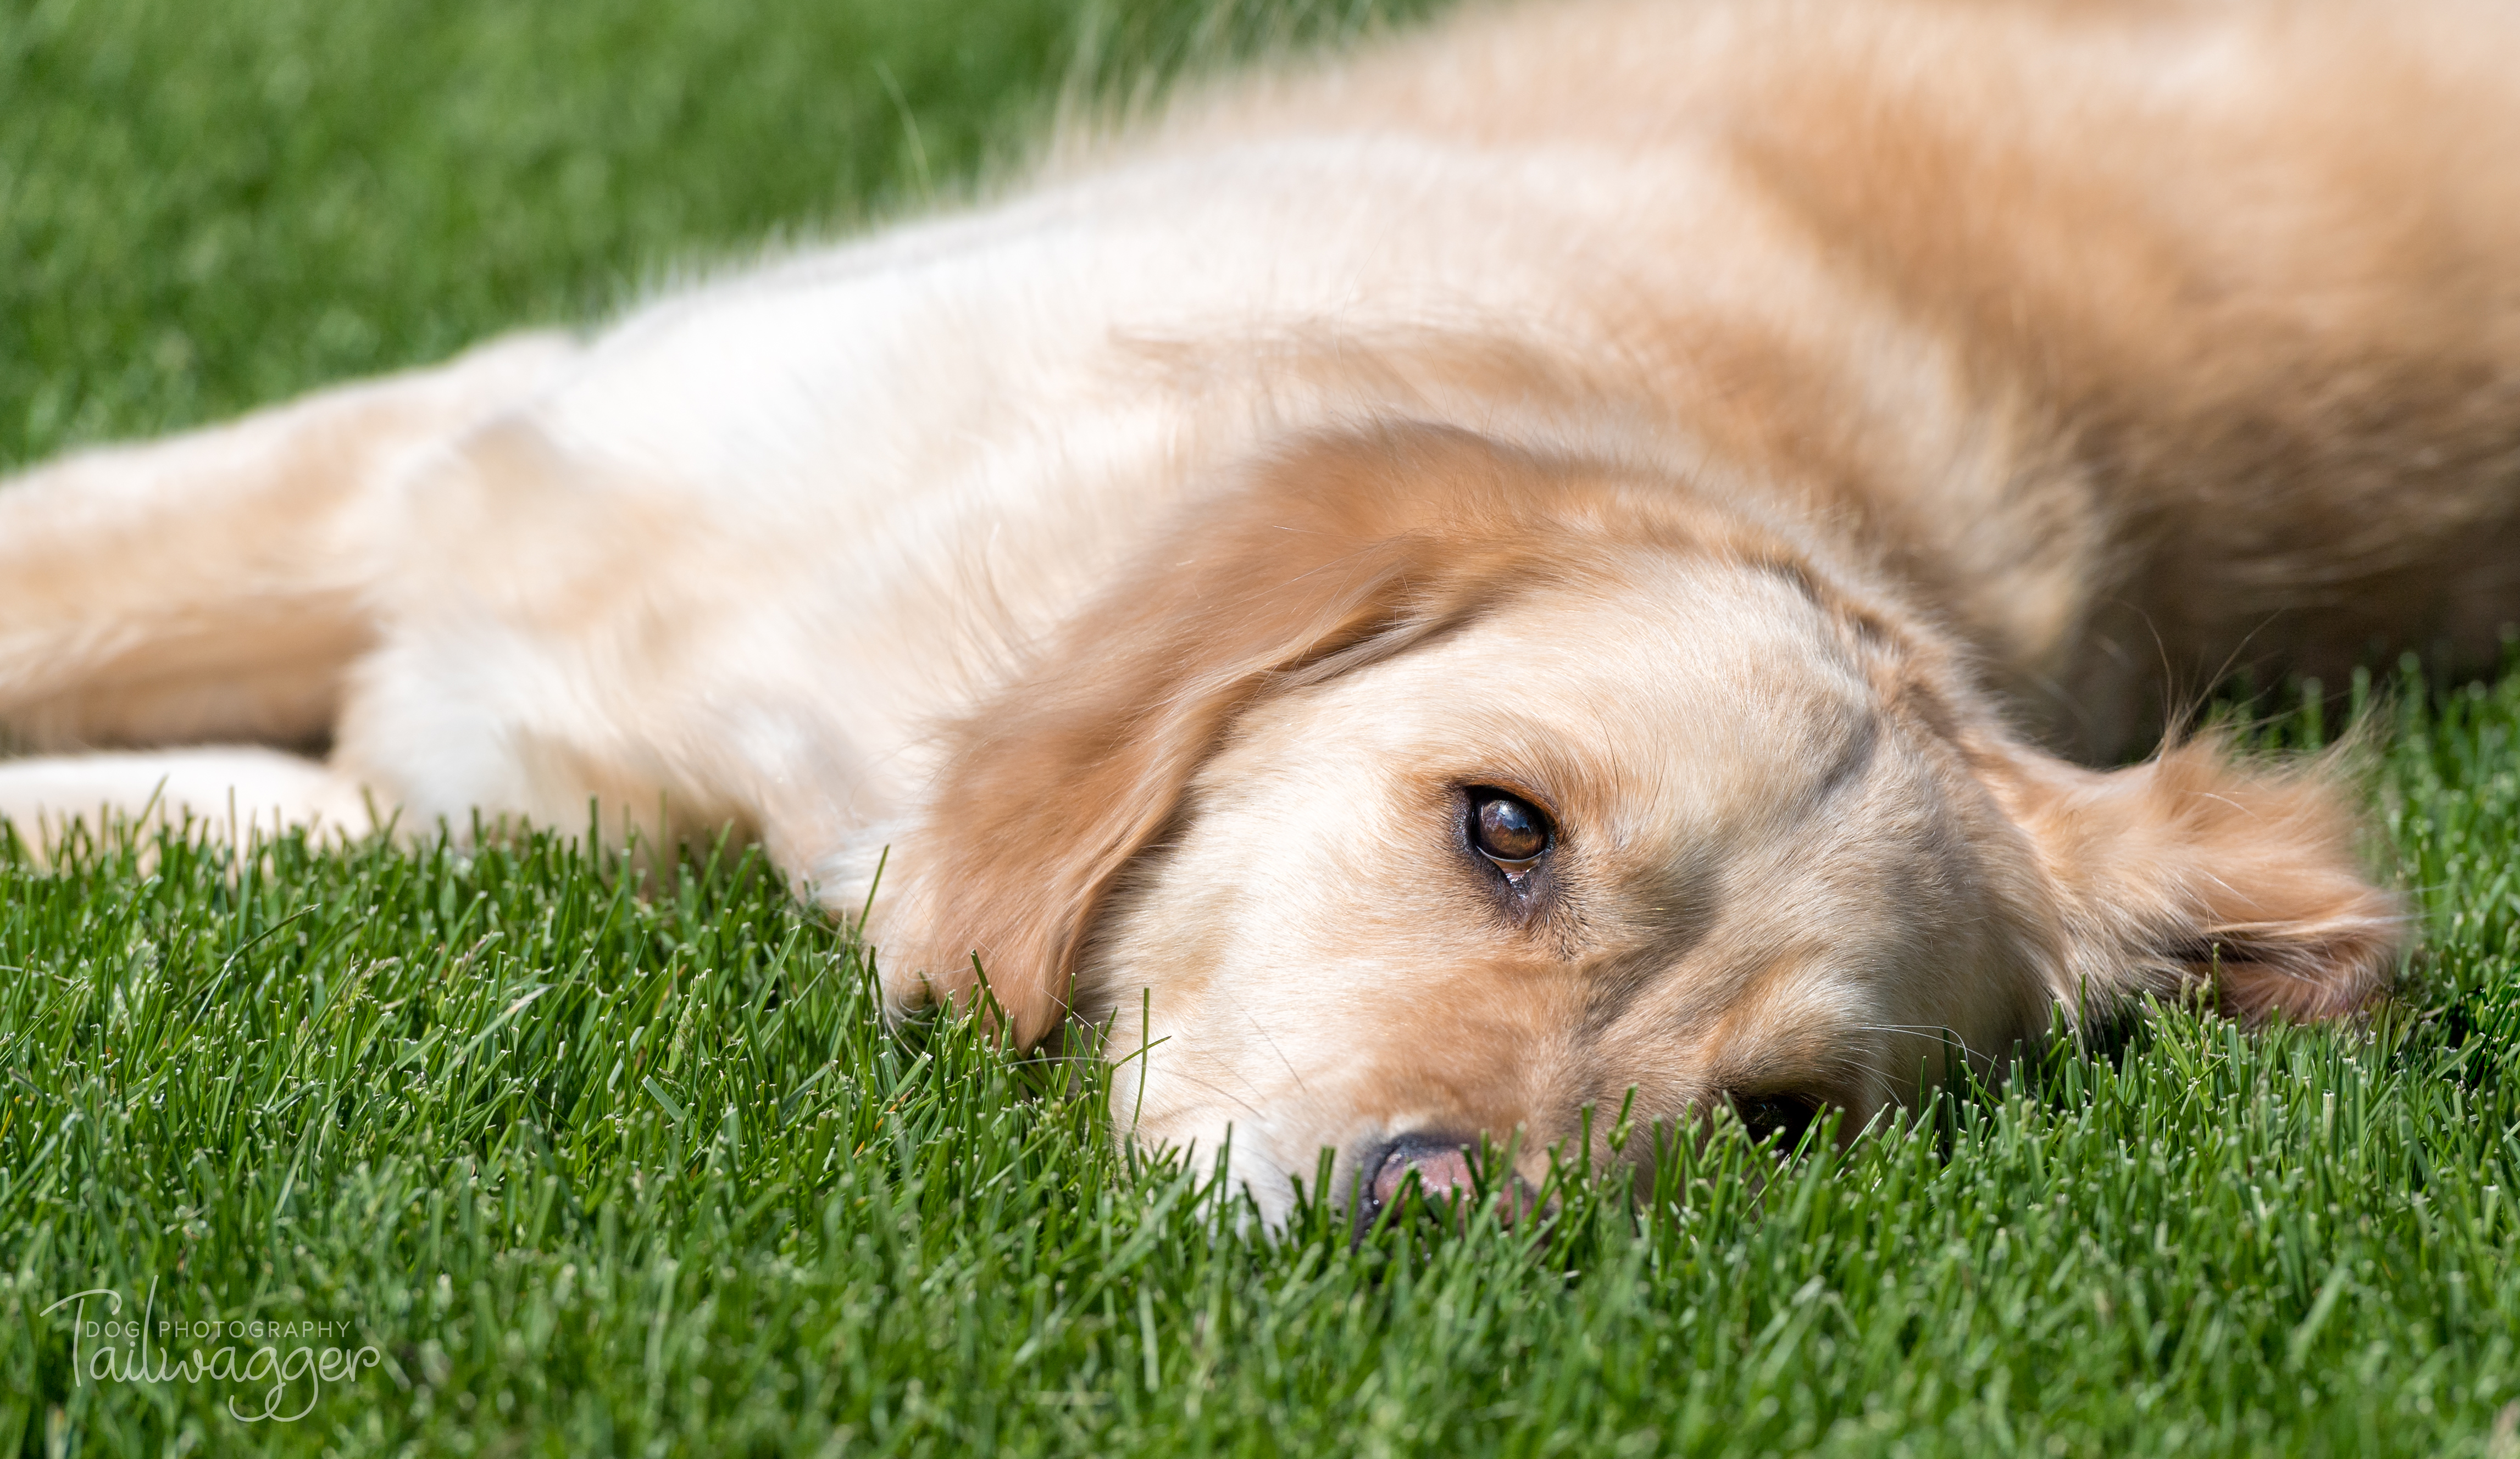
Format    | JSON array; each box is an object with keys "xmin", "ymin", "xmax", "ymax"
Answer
[
  {"xmin": 1356, "ymin": 1133, "xmax": 1545, "ymax": 1231},
  {"xmin": 1368, "ymin": 1135, "xmax": 1479, "ymax": 1210}
]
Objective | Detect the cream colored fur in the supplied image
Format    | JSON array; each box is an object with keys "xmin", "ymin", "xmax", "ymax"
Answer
[{"xmin": 4, "ymin": 0, "xmax": 2513, "ymax": 1222}]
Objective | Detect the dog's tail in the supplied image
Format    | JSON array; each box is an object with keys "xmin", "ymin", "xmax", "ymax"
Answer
[{"xmin": 0, "ymin": 333, "xmax": 573, "ymax": 753}]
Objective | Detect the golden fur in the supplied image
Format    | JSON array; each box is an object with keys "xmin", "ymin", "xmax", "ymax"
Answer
[{"xmin": 2, "ymin": 0, "xmax": 2512, "ymax": 1221}]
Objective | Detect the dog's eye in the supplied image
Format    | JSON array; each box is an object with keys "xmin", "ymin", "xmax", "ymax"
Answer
[
  {"xmin": 1469, "ymin": 789, "xmax": 1551, "ymax": 868},
  {"xmin": 1729, "ymin": 1091, "xmax": 1822, "ymax": 1149}
]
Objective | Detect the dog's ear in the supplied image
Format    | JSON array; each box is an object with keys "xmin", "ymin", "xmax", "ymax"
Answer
[
  {"xmin": 1985, "ymin": 737, "xmax": 2403, "ymax": 1024},
  {"xmin": 878, "ymin": 424, "xmax": 1612, "ymax": 1045}
]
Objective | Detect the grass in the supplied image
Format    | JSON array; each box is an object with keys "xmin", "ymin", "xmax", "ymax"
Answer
[{"xmin": 2, "ymin": 0, "xmax": 2518, "ymax": 1452}]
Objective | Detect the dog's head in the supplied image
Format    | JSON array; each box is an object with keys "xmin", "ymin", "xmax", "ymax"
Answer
[{"xmin": 875, "ymin": 424, "xmax": 2399, "ymax": 1223}]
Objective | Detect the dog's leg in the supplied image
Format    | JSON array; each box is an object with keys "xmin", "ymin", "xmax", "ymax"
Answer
[
  {"xmin": 0, "ymin": 746, "xmax": 372, "ymax": 859},
  {"xmin": 0, "ymin": 332, "xmax": 575, "ymax": 751}
]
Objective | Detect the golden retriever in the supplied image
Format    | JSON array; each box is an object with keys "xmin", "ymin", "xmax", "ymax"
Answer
[{"xmin": 3, "ymin": 0, "xmax": 2513, "ymax": 1224}]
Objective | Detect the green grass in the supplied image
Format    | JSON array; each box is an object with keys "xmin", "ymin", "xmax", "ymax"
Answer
[{"xmin": 3, "ymin": 0, "xmax": 2519, "ymax": 1453}]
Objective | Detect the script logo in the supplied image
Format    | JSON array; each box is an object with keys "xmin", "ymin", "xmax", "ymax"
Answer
[{"xmin": 40, "ymin": 1280, "xmax": 384, "ymax": 1423}]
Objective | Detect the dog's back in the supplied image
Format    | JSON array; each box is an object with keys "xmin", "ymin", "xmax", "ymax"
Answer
[{"xmin": 1130, "ymin": 0, "xmax": 2520, "ymax": 751}]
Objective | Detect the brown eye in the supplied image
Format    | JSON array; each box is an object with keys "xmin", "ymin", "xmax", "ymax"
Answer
[{"xmin": 1470, "ymin": 790, "xmax": 1551, "ymax": 868}]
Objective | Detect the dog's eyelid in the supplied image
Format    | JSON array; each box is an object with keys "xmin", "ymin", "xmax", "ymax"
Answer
[{"xmin": 1464, "ymin": 779, "xmax": 1559, "ymax": 819}]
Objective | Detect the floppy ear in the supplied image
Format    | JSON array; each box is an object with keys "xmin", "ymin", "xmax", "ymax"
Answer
[
  {"xmin": 878, "ymin": 424, "xmax": 1615, "ymax": 1045},
  {"xmin": 1989, "ymin": 737, "xmax": 2404, "ymax": 1024}
]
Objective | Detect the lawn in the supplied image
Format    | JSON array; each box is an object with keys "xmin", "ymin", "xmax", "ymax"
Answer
[{"xmin": 4, "ymin": 0, "xmax": 2519, "ymax": 1454}]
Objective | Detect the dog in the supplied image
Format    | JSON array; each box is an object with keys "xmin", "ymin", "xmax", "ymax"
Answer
[{"xmin": 3, "ymin": 0, "xmax": 2514, "ymax": 1225}]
